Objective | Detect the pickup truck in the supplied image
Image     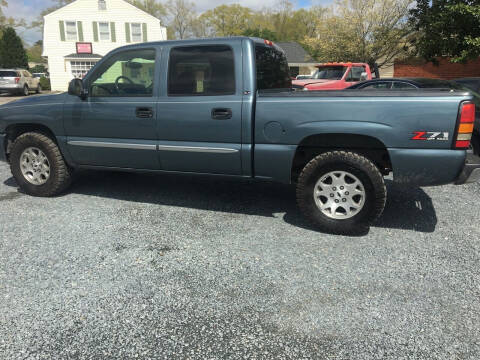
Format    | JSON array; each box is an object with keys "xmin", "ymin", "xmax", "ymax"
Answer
[
  {"xmin": 1, "ymin": 37, "xmax": 479, "ymax": 234},
  {"xmin": 292, "ymin": 62, "xmax": 373, "ymax": 91}
]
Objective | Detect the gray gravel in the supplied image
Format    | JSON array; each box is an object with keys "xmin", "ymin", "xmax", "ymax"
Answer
[{"xmin": 1, "ymin": 160, "xmax": 479, "ymax": 359}]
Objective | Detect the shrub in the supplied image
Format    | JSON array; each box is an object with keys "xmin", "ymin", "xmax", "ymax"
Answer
[{"xmin": 39, "ymin": 77, "xmax": 51, "ymax": 91}]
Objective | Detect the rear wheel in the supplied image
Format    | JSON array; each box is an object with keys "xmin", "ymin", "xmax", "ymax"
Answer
[
  {"xmin": 10, "ymin": 132, "xmax": 72, "ymax": 197},
  {"xmin": 296, "ymin": 151, "xmax": 386, "ymax": 234},
  {"xmin": 470, "ymin": 133, "xmax": 479, "ymax": 156},
  {"xmin": 23, "ymin": 85, "xmax": 29, "ymax": 96}
]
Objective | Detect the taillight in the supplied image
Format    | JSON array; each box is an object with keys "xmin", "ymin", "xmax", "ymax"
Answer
[
  {"xmin": 455, "ymin": 102, "xmax": 475, "ymax": 149},
  {"xmin": 14, "ymin": 77, "xmax": 20, "ymax": 83}
]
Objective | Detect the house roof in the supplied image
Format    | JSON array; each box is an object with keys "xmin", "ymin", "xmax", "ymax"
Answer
[
  {"xmin": 276, "ymin": 42, "xmax": 315, "ymax": 64},
  {"xmin": 64, "ymin": 53, "xmax": 103, "ymax": 59}
]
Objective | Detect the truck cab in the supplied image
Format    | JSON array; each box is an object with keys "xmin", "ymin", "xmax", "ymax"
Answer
[{"xmin": 292, "ymin": 62, "xmax": 372, "ymax": 91}]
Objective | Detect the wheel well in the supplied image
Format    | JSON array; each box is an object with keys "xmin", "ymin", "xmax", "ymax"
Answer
[
  {"xmin": 291, "ymin": 134, "xmax": 392, "ymax": 183},
  {"xmin": 4, "ymin": 124, "xmax": 57, "ymax": 161}
]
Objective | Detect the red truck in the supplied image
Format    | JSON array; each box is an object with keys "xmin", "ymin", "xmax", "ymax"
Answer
[{"xmin": 292, "ymin": 62, "xmax": 373, "ymax": 91}]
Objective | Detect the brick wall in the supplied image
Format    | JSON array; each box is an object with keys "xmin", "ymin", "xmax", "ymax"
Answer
[{"xmin": 394, "ymin": 57, "xmax": 480, "ymax": 79}]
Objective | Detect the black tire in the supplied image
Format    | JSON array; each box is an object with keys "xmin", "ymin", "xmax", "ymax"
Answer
[
  {"xmin": 23, "ymin": 85, "xmax": 29, "ymax": 96},
  {"xmin": 36, "ymin": 84, "xmax": 42, "ymax": 94},
  {"xmin": 471, "ymin": 133, "xmax": 480, "ymax": 156},
  {"xmin": 10, "ymin": 132, "xmax": 72, "ymax": 197},
  {"xmin": 296, "ymin": 151, "xmax": 386, "ymax": 234}
]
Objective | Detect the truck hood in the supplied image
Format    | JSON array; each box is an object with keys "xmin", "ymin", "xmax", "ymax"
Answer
[{"xmin": 0, "ymin": 92, "xmax": 66, "ymax": 109}]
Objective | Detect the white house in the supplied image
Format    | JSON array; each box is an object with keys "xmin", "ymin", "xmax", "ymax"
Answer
[{"xmin": 42, "ymin": 0, "xmax": 167, "ymax": 91}]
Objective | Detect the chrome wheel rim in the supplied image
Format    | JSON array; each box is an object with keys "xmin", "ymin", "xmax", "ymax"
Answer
[
  {"xmin": 20, "ymin": 147, "xmax": 50, "ymax": 185},
  {"xmin": 24, "ymin": 86, "xmax": 28, "ymax": 95},
  {"xmin": 313, "ymin": 170, "xmax": 366, "ymax": 220}
]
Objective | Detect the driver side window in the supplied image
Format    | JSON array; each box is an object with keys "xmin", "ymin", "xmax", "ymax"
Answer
[{"xmin": 89, "ymin": 49, "xmax": 156, "ymax": 97}]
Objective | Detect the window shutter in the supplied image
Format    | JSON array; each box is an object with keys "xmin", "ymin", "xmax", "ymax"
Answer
[
  {"xmin": 142, "ymin": 23, "xmax": 147, "ymax": 42},
  {"xmin": 110, "ymin": 22, "xmax": 116, "ymax": 42},
  {"xmin": 59, "ymin": 21, "xmax": 65, "ymax": 41},
  {"xmin": 77, "ymin": 21, "xmax": 84, "ymax": 41},
  {"xmin": 125, "ymin": 22, "xmax": 131, "ymax": 43},
  {"xmin": 93, "ymin": 21, "xmax": 99, "ymax": 42}
]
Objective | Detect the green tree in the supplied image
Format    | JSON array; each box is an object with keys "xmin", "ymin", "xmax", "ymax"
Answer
[
  {"xmin": 166, "ymin": 0, "xmax": 195, "ymax": 39},
  {"xmin": 0, "ymin": 27, "xmax": 29, "ymax": 69},
  {"xmin": 27, "ymin": 41, "xmax": 45, "ymax": 63},
  {"xmin": 304, "ymin": 0, "xmax": 412, "ymax": 68},
  {"xmin": 409, "ymin": 0, "xmax": 480, "ymax": 63},
  {"xmin": 242, "ymin": 28, "xmax": 279, "ymax": 42},
  {"xmin": 201, "ymin": 4, "xmax": 254, "ymax": 37},
  {"xmin": 127, "ymin": 0, "xmax": 167, "ymax": 20}
]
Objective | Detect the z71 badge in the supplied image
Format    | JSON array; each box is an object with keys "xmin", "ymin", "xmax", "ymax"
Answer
[{"xmin": 411, "ymin": 131, "xmax": 449, "ymax": 141}]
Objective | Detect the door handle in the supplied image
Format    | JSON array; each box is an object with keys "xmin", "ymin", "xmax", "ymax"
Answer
[
  {"xmin": 211, "ymin": 108, "xmax": 232, "ymax": 120},
  {"xmin": 136, "ymin": 107, "xmax": 153, "ymax": 118}
]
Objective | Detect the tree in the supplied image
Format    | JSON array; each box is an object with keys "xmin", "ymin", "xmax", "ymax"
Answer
[
  {"xmin": 0, "ymin": 27, "xmax": 29, "ymax": 69},
  {"xmin": 166, "ymin": 0, "xmax": 195, "ymax": 39},
  {"xmin": 127, "ymin": 0, "xmax": 167, "ymax": 21},
  {"xmin": 201, "ymin": 4, "xmax": 254, "ymax": 37},
  {"xmin": 30, "ymin": 0, "xmax": 75, "ymax": 30},
  {"xmin": 1, "ymin": 0, "xmax": 26, "ymax": 36},
  {"xmin": 242, "ymin": 28, "xmax": 279, "ymax": 42},
  {"xmin": 409, "ymin": 0, "xmax": 480, "ymax": 63},
  {"xmin": 27, "ymin": 42, "xmax": 45, "ymax": 63},
  {"xmin": 304, "ymin": 0, "xmax": 413, "ymax": 68}
]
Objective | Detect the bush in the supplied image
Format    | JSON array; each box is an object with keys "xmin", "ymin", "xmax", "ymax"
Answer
[{"xmin": 39, "ymin": 77, "xmax": 51, "ymax": 91}]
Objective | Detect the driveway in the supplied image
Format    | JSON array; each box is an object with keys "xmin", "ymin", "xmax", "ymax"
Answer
[{"xmin": 0, "ymin": 161, "xmax": 479, "ymax": 358}]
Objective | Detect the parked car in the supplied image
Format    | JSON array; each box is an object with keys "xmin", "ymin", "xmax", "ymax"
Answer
[
  {"xmin": 346, "ymin": 78, "xmax": 480, "ymax": 155},
  {"xmin": 454, "ymin": 78, "xmax": 480, "ymax": 94},
  {"xmin": 292, "ymin": 62, "xmax": 373, "ymax": 91},
  {"xmin": 1, "ymin": 38, "xmax": 479, "ymax": 234},
  {"xmin": 295, "ymin": 74, "xmax": 312, "ymax": 80},
  {"xmin": 32, "ymin": 73, "xmax": 48, "ymax": 79},
  {"xmin": 0, "ymin": 69, "xmax": 42, "ymax": 96}
]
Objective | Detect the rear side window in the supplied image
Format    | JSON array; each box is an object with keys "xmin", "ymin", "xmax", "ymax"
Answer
[
  {"xmin": 168, "ymin": 45, "xmax": 235, "ymax": 96},
  {"xmin": 360, "ymin": 82, "xmax": 392, "ymax": 90},
  {"xmin": 346, "ymin": 66, "xmax": 366, "ymax": 82},
  {"xmin": 255, "ymin": 45, "xmax": 291, "ymax": 90},
  {"xmin": 0, "ymin": 71, "xmax": 18, "ymax": 77},
  {"xmin": 392, "ymin": 82, "xmax": 416, "ymax": 89}
]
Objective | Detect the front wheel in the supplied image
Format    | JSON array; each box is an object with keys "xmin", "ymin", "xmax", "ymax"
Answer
[
  {"xmin": 10, "ymin": 132, "xmax": 72, "ymax": 197},
  {"xmin": 36, "ymin": 84, "xmax": 42, "ymax": 94},
  {"xmin": 296, "ymin": 151, "xmax": 387, "ymax": 234}
]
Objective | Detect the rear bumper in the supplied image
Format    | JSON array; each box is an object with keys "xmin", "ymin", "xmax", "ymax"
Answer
[
  {"xmin": 455, "ymin": 154, "xmax": 480, "ymax": 184},
  {"xmin": 0, "ymin": 85, "xmax": 21, "ymax": 92},
  {"xmin": 0, "ymin": 133, "xmax": 6, "ymax": 162}
]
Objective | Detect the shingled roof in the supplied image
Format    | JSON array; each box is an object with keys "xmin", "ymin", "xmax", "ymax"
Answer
[{"xmin": 276, "ymin": 42, "xmax": 315, "ymax": 64}]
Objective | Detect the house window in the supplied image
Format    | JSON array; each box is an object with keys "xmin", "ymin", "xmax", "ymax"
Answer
[
  {"xmin": 99, "ymin": 22, "xmax": 110, "ymax": 41},
  {"xmin": 98, "ymin": 0, "xmax": 106, "ymax": 10},
  {"xmin": 65, "ymin": 21, "xmax": 77, "ymax": 41},
  {"xmin": 71, "ymin": 61, "xmax": 98, "ymax": 79},
  {"xmin": 131, "ymin": 23, "xmax": 142, "ymax": 42}
]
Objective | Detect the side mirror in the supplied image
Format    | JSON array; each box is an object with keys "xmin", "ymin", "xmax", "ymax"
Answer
[
  {"xmin": 68, "ymin": 78, "xmax": 88, "ymax": 99},
  {"xmin": 360, "ymin": 72, "xmax": 368, "ymax": 81}
]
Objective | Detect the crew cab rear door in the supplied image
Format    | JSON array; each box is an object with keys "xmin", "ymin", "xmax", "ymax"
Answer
[{"xmin": 155, "ymin": 42, "xmax": 243, "ymax": 175}]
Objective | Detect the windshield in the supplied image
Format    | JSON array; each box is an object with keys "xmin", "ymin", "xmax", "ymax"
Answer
[
  {"xmin": 0, "ymin": 71, "xmax": 18, "ymax": 77},
  {"xmin": 312, "ymin": 66, "xmax": 347, "ymax": 80}
]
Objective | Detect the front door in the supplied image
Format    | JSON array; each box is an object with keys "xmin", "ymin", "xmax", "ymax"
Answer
[
  {"xmin": 156, "ymin": 43, "xmax": 243, "ymax": 175},
  {"xmin": 64, "ymin": 48, "xmax": 160, "ymax": 169}
]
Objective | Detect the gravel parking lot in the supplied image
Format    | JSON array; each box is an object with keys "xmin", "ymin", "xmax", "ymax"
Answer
[{"xmin": 1, "ymin": 149, "xmax": 480, "ymax": 358}]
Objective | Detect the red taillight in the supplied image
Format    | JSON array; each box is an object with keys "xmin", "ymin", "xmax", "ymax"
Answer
[
  {"xmin": 14, "ymin": 77, "xmax": 20, "ymax": 83},
  {"xmin": 455, "ymin": 102, "xmax": 475, "ymax": 149}
]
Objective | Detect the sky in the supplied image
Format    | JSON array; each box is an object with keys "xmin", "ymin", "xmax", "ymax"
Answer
[{"xmin": 4, "ymin": 0, "xmax": 332, "ymax": 45}]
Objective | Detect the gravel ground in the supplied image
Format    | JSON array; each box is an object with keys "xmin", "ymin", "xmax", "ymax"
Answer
[{"xmin": 0, "ymin": 160, "xmax": 479, "ymax": 359}]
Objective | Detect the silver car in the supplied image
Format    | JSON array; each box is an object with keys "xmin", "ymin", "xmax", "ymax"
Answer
[{"xmin": 0, "ymin": 69, "xmax": 42, "ymax": 96}]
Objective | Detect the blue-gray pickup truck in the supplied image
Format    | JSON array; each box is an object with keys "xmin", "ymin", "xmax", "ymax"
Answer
[{"xmin": 1, "ymin": 37, "xmax": 480, "ymax": 233}]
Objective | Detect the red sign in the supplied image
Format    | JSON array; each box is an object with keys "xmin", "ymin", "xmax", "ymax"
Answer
[{"xmin": 76, "ymin": 42, "xmax": 92, "ymax": 54}]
